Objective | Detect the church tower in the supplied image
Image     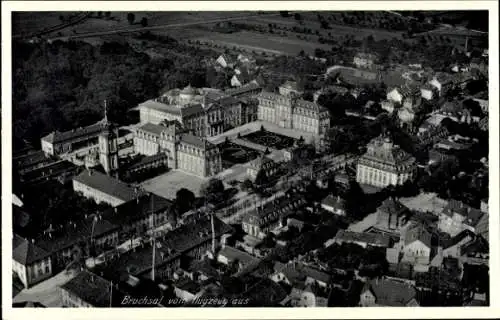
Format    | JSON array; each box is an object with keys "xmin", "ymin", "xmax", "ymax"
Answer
[{"xmin": 99, "ymin": 100, "xmax": 119, "ymax": 175}]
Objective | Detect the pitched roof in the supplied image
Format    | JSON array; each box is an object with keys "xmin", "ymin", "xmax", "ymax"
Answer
[
  {"xmin": 138, "ymin": 100, "xmax": 182, "ymax": 116},
  {"xmin": 73, "ymin": 170, "xmax": 137, "ymax": 202},
  {"xmin": 274, "ymin": 261, "xmax": 331, "ymax": 285},
  {"xmin": 321, "ymin": 195, "xmax": 346, "ymax": 210},
  {"xmin": 13, "ymin": 235, "xmax": 51, "ymax": 265},
  {"xmin": 41, "ymin": 121, "xmax": 106, "ymax": 144},
  {"xmin": 442, "ymin": 229, "xmax": 476, "ymax": 249},
  {"xmin": 35, "ymin": 216, "xmax": 120, "ymax": 254},
  {"xmin": 249, "ymin": 155, "xmax": 275, "ymax": 170},
  {"xmin": 102, "ymin": 193, "xmax": 174, "ymax": 227},
  {"xmin": 378, "ymin": 198, "xmax": 409, "ymax": 216},
  {"xmin": 163, "ymin": 215, "xmax": 232, "ymax": 253},
  {"xmin": 404, "ymin": 223, "xmax": 432, "ymax": 248},
  {"xmin": 460, "ymin": 235, "xmax": 489, "ymax": 256},
  {"xmin": 336, "ymin": 230, "xmax": 391, "ymax": 247},
  {"xmin": 218, "ymin": 245, "xmax": 259, "ymax": 266},
  {"xmin": 363, "ymin": 279, "xmax": 417, "ymax": 306},
  {"xmin": 224, "ymin": 82, "xmax": 262, "ymax": 97},
  {"xmin": 60, "ymin": 270, "xmax": 124, "ymax": 307}
]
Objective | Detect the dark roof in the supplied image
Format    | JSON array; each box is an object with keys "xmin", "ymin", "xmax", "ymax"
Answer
[
  {"xmin": 93, "ymin": 242, "xmax": 181, "ymax": 281},
  {"xmin": 378, "ymin": 198, "xmax": 409, "ymax": 216},
  {"xmin": 461, "ymin": 235, "xmax": 489, "ymax": 256},
  {"xmin": 224, "ymin": 82, "xmax": 262, "ymax": 96},
  {"xmin": 336, "ymin": 230, "xmax": 391, "ymax": 247},
  {"xmin": 13, "ymin": 205, "xmax": 31, "ymax": 229},
  {"xmin": 103, "ymin": 193, "xmax": 174, "ymax": 227},
  {"xmin": 363, "ymin": 279, "xmax": 417, "ymax": 306},
  {"xmin": 218, "ymin": 246, "xmax": 259, "ymax": 266},
  {"xmin": 443, "ymin": 229, "xmax": 476, "ymax": 249},
  {"xmin": 274, "ymin": 261, "xmax": 331, "ymax": 285},
  {"xmin": 60, "ymin": 270, "xmax": 124, "ymax": 307},
  {"xmin": 243, "ymin": 196, "xmax": 305, "ymax": 226},
  {"xmin": 404, "ymin": 223, "xmax": 432, "ymax": 248},
  {"xmin": 73, "ymin": 170, "xmax": 137, "ymax": 202},
  {"xmin": 41, "ymin": 120, "xmax": 106, "ymax": 144},
  {"xmin": 12, "ymin": 234, "xmax": 51, "ymax": 265},
  {"xmin": 321, "ymin": 195, "xmax": 346, "ymax": 210},
  {"xmin": 128, "ymin": 153, "xmax": 169, "ymax": 171},
  {"xmin": 35, "ymin": 216, "xmax": 119, "ymax": 254},
  {"xmin": 163, "ymin": 215, "xmax": 232, "ymax": 253},
  {"xmin": 14, "ymin": 150, "xmax": 52, "ymax": 169},
  {"xmin": 442, "ymin": 200, "xmax": 485, "ymax": 227}
]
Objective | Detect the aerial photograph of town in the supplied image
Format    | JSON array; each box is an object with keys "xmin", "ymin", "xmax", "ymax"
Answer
[{"xmin": 9, "ymin": 8, "xmax": 491, "ymax": 309}]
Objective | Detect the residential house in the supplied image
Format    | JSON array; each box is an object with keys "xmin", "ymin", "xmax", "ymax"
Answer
[
  {"xmin": 60, "ymin": 270, "xmax": 125, "ymax": 307},
  {"xmin": 271, "ymin": 261, "xmax": 332, "ymax": 289},
  {"xmin": 216, "ymin": 245, "xmax": 260, "ymax": 272},
  {"xmin": 13, "ymin": 234, "xmax": 53, "ymax": 288},
  {"xmin": 386, "ymin": 87, "xmax": 403, "ymax": 104},
  {"xmin": 242, "ymin": 195, "xmax": 306, "ymax": 239},
  {"xmin": 288, "ymin": 283, "xmax": 330, "ymax": 307},
  {"xmin": 460, "ymin": 235, "xmax": 489, "ymax": 266},
  {"xmin": 216, "ymin": 53, "xmax": 235, "ymax": 69},
  {"xmin": 374, "ymin": 198, "xmax": 410, "ymax": 232},
  {"xmin": 438, "ymin": 199, "xmax": 486, "ymax": 237},
  {"xmin": 401, "ymin": 223, "xmax": 433, "ymax": 267},
  {"xmin": 442, "ymin": 229, "xmax": 476, "ymax": 259},
  {"xmin": 359, "ymin": 278, "xmax": 419, "ymax": 307},
  {"xmin": 174, "ymin": 277, "xmax": 203, "ymax": 302},
  {"xmin": 320, "ymin": 195, "xmax": 347, "ymax": 216},
  {"xmin": 353, "ymin": 53, "xmax": 378, "ymax": 69},
  {"xmin": 102, "ymin": 193, "xmax": 175, "ymax": 239},
  {"xmin": 246, "ymin": 155, "xmax": 280, "ymax": 183},
  {"xmin": 35, "ymin": 215, "xmax": 120, "ymax": 271}
]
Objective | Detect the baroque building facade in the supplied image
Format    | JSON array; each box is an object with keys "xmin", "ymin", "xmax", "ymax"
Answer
[
  {"xmin": 256, "ymin": 83, "xmax": 331, "ymax": 136},
  {"xmin": 138, "ymin": 85, "xmax": 250, "ymax": 138},
  {"xmin": 134, "ymin": 122, "xmax": 222, "ymax": 178},
  {"xmin": 356, "ymin": 136, "xmax": 417, "ymax": 188}
]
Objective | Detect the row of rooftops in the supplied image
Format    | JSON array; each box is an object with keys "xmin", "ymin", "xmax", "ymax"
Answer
[
  {"xmin": 243, "ymin": 195, "xmax": 306, "ymax": 226},
  {"xmin": 41, "ymin": 119, "xmax": 109, "ymax": 145}
]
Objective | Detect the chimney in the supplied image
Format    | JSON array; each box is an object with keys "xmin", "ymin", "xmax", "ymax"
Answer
[
  {"xmin": 31, "ymin": 239, "xmax": 35, "ymax": 244},
  {"xmin": 114, "ymin": 207, "xmax": 118, "ymax": 214}
]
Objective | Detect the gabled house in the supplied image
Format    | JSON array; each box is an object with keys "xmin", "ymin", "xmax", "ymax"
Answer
[
  {"xmin": 360, "ymin": 278, "xmax": 419, "ymax": 307},
  {"xmin": 13, "ymin": 234, "xmax": 53, "ymax": 288},
  {"xmin": 438, "ymin": 199, "xmax": 486, "ymax": 237},
  {"xmin": 270, "ymin": 261, "xmax": 332, "ymax": 289},
  {"xmin": 320, "ymin": 195, "xmax": 347, "ymax": 216},
  {"xmin": 375, "ymin": 198, "xmax": 410, "ymax": 232},
  {"xmin": 401, "ymin": 223, "xmax": 433, "ymax": 267},
  {"xmin": 216, "ymin": 53, "xmax": 235, "ymax": 69}
]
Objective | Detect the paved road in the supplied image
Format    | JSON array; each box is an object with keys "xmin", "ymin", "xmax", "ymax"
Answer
[{"xmin": 46, "ymin": 12, "xmax": 291, "ymax": 42}]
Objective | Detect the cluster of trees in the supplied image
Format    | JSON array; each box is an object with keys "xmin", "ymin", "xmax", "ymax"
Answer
[
  {"xmin": 13, "ymin": 37, "xmax": 218, "ymax": 147},
  {"xmin": 317, "ymin": 242, "xmax": 389, "ymax": 278},
  {"xmin": 18, "ymin": 181, "xmax": 111, "ymax": 237}
]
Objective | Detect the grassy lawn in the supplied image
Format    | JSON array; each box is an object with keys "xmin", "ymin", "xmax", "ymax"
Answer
[{"xmin": 188, "ymin": 30, "xmax": 332, "ymax": 55}]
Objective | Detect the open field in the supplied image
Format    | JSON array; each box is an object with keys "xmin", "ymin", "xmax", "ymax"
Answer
[
  {"xmin": 187, "ymin": 30, "xmax": 332, "ymax": 55},
  {"xmin": 140, "ymin": 169, "xmax": 207, "ymax": 199},
  {"xmin": 12, "ymin": 12, "xmax": 79, "ymax": 35},
  {"xmin": 248, "ymin": 15, "xmax": 404, "ymax": 40}
]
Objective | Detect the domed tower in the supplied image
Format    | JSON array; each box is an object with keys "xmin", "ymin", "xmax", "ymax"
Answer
[{"xmin": 99, "ymin": 100, "xmax": 119, "ymax": 175}]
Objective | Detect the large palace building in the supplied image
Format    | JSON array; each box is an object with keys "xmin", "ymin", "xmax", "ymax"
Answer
[
  {"xmin": 256, "ymin": 83, "xmax": 331, "ymax": 136},
  {"xmin": 356, "ymin": 136, "xmax": 417, "ymax": 188},
  {"xmin": 138, "ymin": 85, "xmax": 253, "ymax": 137},
  {"xmin": 134, "ymin": 121, "xmax": 222, "ymax": 178}
]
